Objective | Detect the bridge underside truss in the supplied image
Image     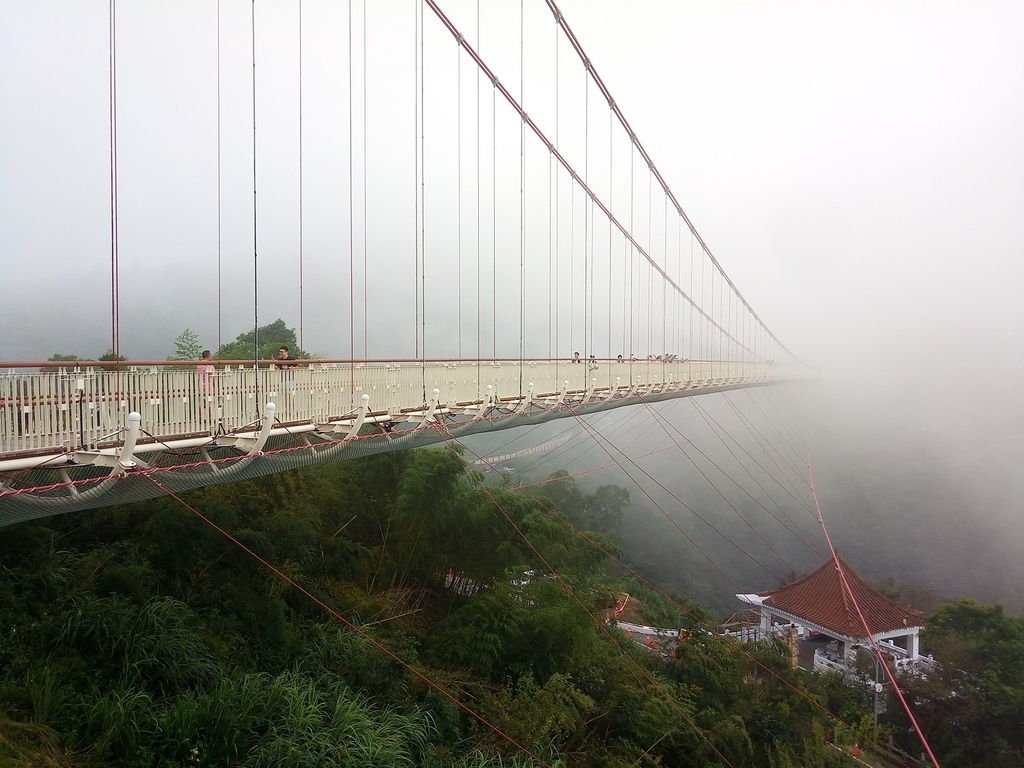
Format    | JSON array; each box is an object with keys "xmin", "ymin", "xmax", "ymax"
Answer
[{"xmin": 0, "ymin": 361, "xmax": 790, "ymax": 527}]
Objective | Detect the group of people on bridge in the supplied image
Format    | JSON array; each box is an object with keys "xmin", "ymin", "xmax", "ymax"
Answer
[
  {"xmin": 196, "ymin": 346, "xmax": 299, "ymax": 387},
  {"xmin": 571, "ymin": 352, "xmax": 682, "ymax": 367}
]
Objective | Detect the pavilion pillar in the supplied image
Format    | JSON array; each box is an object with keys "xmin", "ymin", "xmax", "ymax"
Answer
[
  {"xmin": 906, "ymin": 630, "xmax": 920, "ymax": 659},
  {"xmin": 843, "ymin": 641, "xmax": 855, "ymax": 662}
]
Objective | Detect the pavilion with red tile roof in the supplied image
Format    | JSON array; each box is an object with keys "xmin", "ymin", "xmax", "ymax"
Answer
[{"xmin": 736, "ymin": 555, "xmax": 925, "ymax": 663}]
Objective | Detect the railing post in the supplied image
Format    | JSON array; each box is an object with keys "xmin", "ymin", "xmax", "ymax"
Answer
[
  {"xmin": 583, "ymin": 377, "xmax": 596, "ymax": 403},
  {"xmin": 344, "ymin": 393, "xmax": 371, "ymax": 441},
  {"xmin": 249, "ymin": 401, "xmax": 277, "ymax": 455},
  {"xmin": 424, "ymin": 387, "xmax": 440, "ymax": 421},
  {"xmin": 118, "ymin": 411, "xmax": 142, "ymax": 471},
  {"xmin": 555, "ymin": 379, "xmax": 568, "ymax": 406}
]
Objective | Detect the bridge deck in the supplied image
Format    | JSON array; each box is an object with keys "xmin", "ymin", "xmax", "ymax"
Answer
[
  {"xmin": 0, "ymin": 359, "xmax": 789, "ymax": 525},
  {"xmin": 1, "ymin": 359, "xmax": 770, "ymax": 460}
]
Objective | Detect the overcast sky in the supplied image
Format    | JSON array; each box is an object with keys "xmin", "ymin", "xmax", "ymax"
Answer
[
  {"xmin": 4, "ymin": 0, "xmax": 1021, "ymax": 367},
  {"xmin": 2, "ymin": 0, "xmax": 1023, "ymax": 592},
  {"xmin": 3, "ymin": 0, "xmax": 1022, "ymax": 409}
]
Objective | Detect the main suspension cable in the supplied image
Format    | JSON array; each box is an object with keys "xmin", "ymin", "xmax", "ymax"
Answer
[
  {"xmin": 542, "ymin": 0, "xmax": 800, "ymax": 365},
  {"xmin": 422, "ymin": 0, "xmax": 759, "ymax": 360}
]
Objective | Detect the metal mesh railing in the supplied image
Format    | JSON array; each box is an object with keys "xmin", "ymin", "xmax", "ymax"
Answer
[{"xmin": 1, "ymin": 359, "xmax": 775, "ymax": 458}]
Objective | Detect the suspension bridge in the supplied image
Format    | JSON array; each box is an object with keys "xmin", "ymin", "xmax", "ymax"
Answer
[
  {"xmin": 0, "ymin": 0, "xmax": 803, "ymax": 526},
  {"xmin": 1, "ymin": 4, "xmax": 958, "ymax": 764}
]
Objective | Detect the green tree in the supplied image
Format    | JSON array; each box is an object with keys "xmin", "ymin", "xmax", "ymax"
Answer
[
  {"xmin": 47, "ymin": 353, "xmax": 80, "ymax": 362},
  {"xmin": 583, "ymin": 484, "xmax": 629, "ymax": 535},
  {"xmin": 217, "ymin": 319, "xmax": 308, "ymax": 361},
  {"xmin": 903, "ymin": 600, "xmax": 1024, "ymax": 766},
  {"xmin": 534, "ymin": 471, "xmax": 586, "ymax": 524},
  {"xmin": 98, "ymin": 349, "xmax": 127, "ymax": 362},
  {"xmin": 170, "ymin": 328, "xmax": 202, "ymax": 360}
]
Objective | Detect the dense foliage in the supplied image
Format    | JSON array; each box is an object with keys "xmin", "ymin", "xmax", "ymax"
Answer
[
  {"xmin": 215, "ymin": 319, "xmax": 310, "ymax": 361},
  {"xmin": 905, "ymin": 601, "xmax": 1024, "ymax": 766},
  {"xmin": 0, "ymin": 448, "xmax": 1017, "ymax": 766}
]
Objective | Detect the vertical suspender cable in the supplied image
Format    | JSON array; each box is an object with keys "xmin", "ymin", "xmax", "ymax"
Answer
[
  {"xmin": 621, "ymin": 140, "xmax": 627, "ymax": 362},
  {"xmin": 548, "ymin": 113, "xmax": 553, "ymax": 359},
  {"xmin": 588, "ymin": 77, "xmax": 595, "ymax": 359},
  {"xmin": 298, "ymin": 0, "xmax": 304, "ymax": 353},
  {"xmin": 585, "ymin": 67, "xmax": 593, "ymax": 360},
  {"xmin": 216, "ymin": 0, "xmax": 222, "ymax": 353},
  {"xmin": 720, "ymin": 268, "xmax": 725, "ymax": 366},
  {"xmin": 709, "ymin": 254, "xmax": 714, "ymax": 365},
  {"xmin": 547, "ymin": 15, "xmax": 554, "ymax": 361},
  {"xmin": 348, "ymin": 0, "xmax": 355, "ymax": 398},
  {"xmin": 457, "ymin": 30, "xmax": 462, "ymax": 359},
  {"xmin": 720, "ymin": 266, "xmax": 725, "ymax": 367},
  {"xmin": 475, "ymin": 0, "xmax": 480, "ymax": 388},
  {"xmin": 725, "ymin": 284, "xmax": 730, "ymax": 364},
  {"xmin": 710, "ymin": 263, "xmax": 716, "ymax": 372},
  {"xmin": 688, "ymin": 234, "xmax": 694, "ymax": 360},
  {"xmin": 362, "ymin": 0, "xmax": 368, "ymax": 357},
  {"xmin": 700, "ymin": 245, "xmax": 706, "ymax": 363},
  {"xmin": 672, "ymin": 217, "xmax": 677, "ymax": 356},
  {"xmin": 554, "ymin": 25, "xmax": 559, "ymax": 368},
  {"xmin": 251, "ymin": 0, "xmax": 260, "ymax": 409},
  {"xmin": 569, "ymin": 178, "xmax": 574, "ymax": 357},
  {"xmin": 419, "ymin": 0, "xmax": 426, "ymax": 396},
  {"xmin": 646, "ymin": 174, "xmax": 652, "ymax": 355},
  {"xmin": 108, "ymin": 0, "xmax": 120, "ymax": 388},
  {"xmin": 491, "ymin": 82, "xmax": 496, "ymax": 359},
  {"xmin": 413, "ymin": 0, "xmax": 419, "ymax": 361},
  {"xmin": 729, "ymin": 287, "xmax": 734, "ymax": 364},
  {"xmin": 662, "ymin": 194, "xmax": 667, "ymax": 356},
  {"xmin": 607, "ymin": 108, "xmax": 612, "ymax": 358},
  {"xmin": 519, "ymin": 0, "xmax": 524, "ymax": 389},
  {"xmin": 622, "ymin": 142, "xmax": 630, "ymax": 364},
  {"xmin": 715, "ymin": 267, "xmax": 720, "ymax": 365}
]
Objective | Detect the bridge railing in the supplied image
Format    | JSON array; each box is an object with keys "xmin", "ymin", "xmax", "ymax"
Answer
[{"xmin": 0, "ymin": 358, "xmax": 778, "ymax": 458}]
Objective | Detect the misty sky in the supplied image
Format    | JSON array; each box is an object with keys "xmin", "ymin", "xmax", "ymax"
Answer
[
  {"xmin": 4, "ymin": 0, "xmax": 1021, "ymax": 366},
  {"xmin": 2, "ymin": 0, "xmax": 1023, "ymax": 604}
]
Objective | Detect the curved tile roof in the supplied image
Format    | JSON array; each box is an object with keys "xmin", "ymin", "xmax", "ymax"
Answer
[{"xmin": 759, "ymin": 555, "xmax": 924, "ymax": 638}]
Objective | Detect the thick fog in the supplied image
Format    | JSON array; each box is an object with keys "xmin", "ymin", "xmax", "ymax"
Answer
[{"xmin": 2, "ymin": 1, "xmax": 1023, "ymax": 607}]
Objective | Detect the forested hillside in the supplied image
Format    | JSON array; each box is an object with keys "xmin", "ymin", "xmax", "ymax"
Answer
[{"xmin": 0, "ymin": 447, "xmax": 1019, "ymax": 766}]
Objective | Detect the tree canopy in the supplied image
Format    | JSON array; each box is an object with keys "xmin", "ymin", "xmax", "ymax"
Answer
[
  {"xmin": 169, "ymin": 328, "xmax": 202, "ymax": 360},
  {"xmin": 0, "ymin": 452, "xmax": 1016, "ymax": 766},
  {"xmin": 216, "ymin": 319, "xmax": 309, "ymax": 361}
]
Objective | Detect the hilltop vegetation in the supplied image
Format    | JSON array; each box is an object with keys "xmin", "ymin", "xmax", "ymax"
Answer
[{"xmin": 0, "ymin": 448, "xmax": 1019, "ymax": 766}]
